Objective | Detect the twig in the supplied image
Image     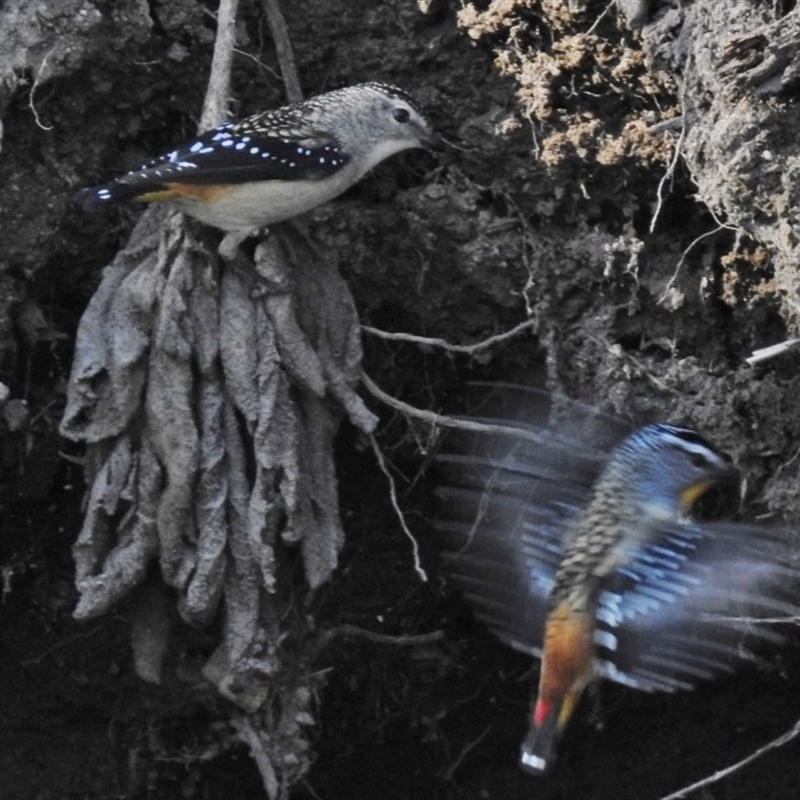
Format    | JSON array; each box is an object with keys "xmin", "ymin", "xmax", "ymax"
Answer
[
  {"xmin": 657, "ymin": 222, "xmax": 730, "ymax": 305},
  {"xmin": 444, "ymin": 724, "xmax": 493, "ymax": 781},
  {"xmin": 369, "ymin": 433, "xmax": 429, "ymax": 582},
  {"xmin": 232, "ymin": 717, "xmax": 279, "ymax": 800},
  {"xmin": 322, "ymin": 624, "xmax": 444, "ymax": 647},
  {"xmin": 746, "ymin": 337, "xmax": 800, "ymax": 365},
  {"xmin": 29, "ymin": 48, "xmax": 56, "ymax": 131},
  {"xmin": 200, "ymin": 0, "xmax": 240, "ymax": 132},
  {"xmin": 261, "ymin": 0, "xmax": 302, "ymax": 103},
  {"xmin": 701, "ymin": 614, "xmax": 800, "ymax": 625},
  {"xmin": 650, "ymin": 120, "xmax": 686, "ymax": 233},
  {"xmin": 657, "ymin": 715, "xmax": 800, "ymax": 800},
  {"xmin": 586, "ymin": 1, "xmax": 615, "ymax": 35},
  {"xmin": 361, "ymin": 318, "xmax": 537, "ymax": 355},
  {"xmin": 19, "ymin": 626, "xmax": 103, "ymax": 665},
  {"xmin": 648, "ymin": 115, "xmax": 685, "ymax": 134},
  {"xmin": 360, "ymin": 372, "xmax": 558, "ymax": 449},
  {"xmin": 233, "ymin": 47, "xmax": 281, "ymax": 82},
  {"xmin": 299, "ymin": 779, "xmax": 324, "ymax": 800}
]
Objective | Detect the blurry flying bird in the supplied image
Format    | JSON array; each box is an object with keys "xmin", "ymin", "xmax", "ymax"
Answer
[{"xmin": 435, "ymin": 383, "xmax": 800, "ymax": 774}]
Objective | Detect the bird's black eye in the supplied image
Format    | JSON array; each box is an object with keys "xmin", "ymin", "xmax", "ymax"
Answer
[
  {"xmin": 393, "ymin": 107, "xmax": 411, "ymax": 123},
  {"xmin": 689, "ymin": 452, "xmax": 711, "ymax": 469}
]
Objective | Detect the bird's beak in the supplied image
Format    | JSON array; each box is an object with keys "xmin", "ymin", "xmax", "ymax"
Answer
[{"xmin": 681, "ymin": 462, "xmax": 740, "ymax": 518}]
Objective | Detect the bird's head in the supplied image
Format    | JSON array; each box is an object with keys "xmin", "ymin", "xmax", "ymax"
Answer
[
  {"xmin": 324, "ymin": 82, "xmax": 442, "ymax": 171},
  {"xmin": 609, "ymin": 423, "xmax": 740, "ymax": 522}
]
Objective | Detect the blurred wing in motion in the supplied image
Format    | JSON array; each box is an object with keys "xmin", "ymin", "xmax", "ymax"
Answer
[
  {"xmin": 434, "ymin": 383, "xmax": 627, "ymax": 657},
  {"xmin": 597, "ymin": 518, "xmax": 800, "ymax": 691},
  {"xmin": 434, "ymin": 384, "xmax": 800, "ymax": 692}
]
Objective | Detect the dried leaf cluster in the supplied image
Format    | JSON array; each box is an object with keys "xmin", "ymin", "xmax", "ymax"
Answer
[{"xmin": 60, "ymin": 204, "xmax": 377, "ymax": 794}]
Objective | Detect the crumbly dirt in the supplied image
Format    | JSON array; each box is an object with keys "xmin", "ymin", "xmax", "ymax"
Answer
[{"xmin": 2, "ymin": 0, "xmax": 800, "ymax": 798}]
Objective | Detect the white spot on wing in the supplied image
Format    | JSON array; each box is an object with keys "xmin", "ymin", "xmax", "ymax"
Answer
[{"xmin": 594, "ymin": 630, "xmax": 618, "ymax": 651}]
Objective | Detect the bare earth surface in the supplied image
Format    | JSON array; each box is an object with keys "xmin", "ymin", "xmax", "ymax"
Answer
[{"xmin": 2, "ymin": 1, "xmax": 800, "ymax": 798}]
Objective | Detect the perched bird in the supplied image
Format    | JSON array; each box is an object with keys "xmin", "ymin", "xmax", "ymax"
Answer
[
  {"xmin": 436, "ymin": 384, "xmax": 800, "ymax": 774},
  {"xmin": 74, "ymin": 82, "xmax": 441, "ymax": 232}
]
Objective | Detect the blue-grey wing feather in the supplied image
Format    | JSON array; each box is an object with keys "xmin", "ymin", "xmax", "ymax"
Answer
[{"xmin": 434, "ymin": 385, "xmax": 800, "ymax": 693}]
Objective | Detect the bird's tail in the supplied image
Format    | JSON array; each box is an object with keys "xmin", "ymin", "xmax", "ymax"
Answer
[
  {"xmin": 521, "ymin": 602, "xmax": 594, "ymax": 774},
  {"xmin": 73, "ymin": 179, "xmax": 182, "ymax": 211},
  {"xmin": 520, "ymin": 699, "xmax": 560, "ymax": 774},
  {"xmin": 73, "ymin": 181, "xmax": 147, "ymax": 211}
]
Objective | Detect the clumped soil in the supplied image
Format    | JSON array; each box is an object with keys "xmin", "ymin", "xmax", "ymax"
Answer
[{"xmin": 2, "ymin": 1, "xmax": 800, "ymax": 798}]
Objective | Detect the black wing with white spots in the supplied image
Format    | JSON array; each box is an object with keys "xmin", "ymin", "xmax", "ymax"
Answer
[{"xmin": 74, "ymin": 111, "xmax": 350, "ymax": 211}]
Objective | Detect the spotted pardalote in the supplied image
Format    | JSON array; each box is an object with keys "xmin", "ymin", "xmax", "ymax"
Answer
[
  {"xmin": 75, "ymin": 82, "xmax": 441, "ymax": 232},
  {"xmin": 436, "ymin": 384, "xmax": 800, "ymax": 774}
]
